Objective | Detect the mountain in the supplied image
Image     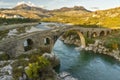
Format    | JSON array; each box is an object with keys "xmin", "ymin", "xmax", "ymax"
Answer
[
  {"xmin": 51, "ymin": 6, "xmax": 90, "ymax": 12},
  {"xmin": 42, "ymin": 6, "xmax": 120, "ymax": 28},
  {"xmin": 0, "ymin": 3, "xmax": 51, "ymax": 19},
  {"xmin": 0, "ymin": 5, "xmax": 90, "ymax": 19},
  {"xmin": 2, "ymin": 3, "xmax": 120, "ymax": 29},
  {"xmin": 13, "ymin": 3, "xmax": 47, "ymax": 12}
]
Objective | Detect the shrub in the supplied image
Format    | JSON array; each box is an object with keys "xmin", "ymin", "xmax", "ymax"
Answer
[
  {"xmin": 0, "ymin": 53, "xmax": 10, "ymax": 60},
  {"xmin": 12, "ymin": 59, "xmax": 29, "ymax": 80},
  {"xmin": 25, "ymin": 56, "xmax": 50, "ymax": 79},
  {"xmin": 85, "ymin": 36, "xmax": 95, "ymax": 45}
]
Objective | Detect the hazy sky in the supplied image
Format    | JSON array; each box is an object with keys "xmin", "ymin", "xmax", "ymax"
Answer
[{"xmin": 0, "ymin": 0, "xmax": 120, "ymax": 11}]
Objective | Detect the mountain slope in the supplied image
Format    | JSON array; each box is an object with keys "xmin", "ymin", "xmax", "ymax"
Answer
[
  {"xmin": 13, "ymin": 3, "xmax": 47, "ymax": 12},
  {"xmin": 0, "ymin": 4, "xmax": 50, "ymax": 19},
  {"xmin": 42, "ymin": 7, "xmax": 120, "ymax": 28},
  {"xmin": 51, "ymin": 6, "xmax": 90, "ymax": 12}
]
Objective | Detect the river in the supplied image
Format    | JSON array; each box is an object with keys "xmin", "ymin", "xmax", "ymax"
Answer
[{"xmin": 53, "ymin": 39, "xmax": 120, "ymax": 80}]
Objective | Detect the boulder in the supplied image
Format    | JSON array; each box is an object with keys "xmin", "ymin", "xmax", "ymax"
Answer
[
  {"xmin": 58, "ymin": 72, "xmax": 78, "ymax": 80},
  {"xmin": 0, "ymin": 52, "xmax": 4, "ymax": 55},
  {"xmin": 1, "ymin": 65, "xmax": 12, "ymax": 75},
  {"xmin": 42, "ymin": 53, "xmax": 60, "ymax": 68},
  {"xmin": 0, "ymin": 75, "xmax": 12, "ymax": 80}
]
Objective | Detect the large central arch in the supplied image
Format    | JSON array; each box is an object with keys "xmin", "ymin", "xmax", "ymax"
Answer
[
  {"xmin": 76, "ymin": 31, "xmax": 86, "ymax": 48},
  {"xmin": 53, "ymin": 30, "xmax": 86, "ymax": 49}
]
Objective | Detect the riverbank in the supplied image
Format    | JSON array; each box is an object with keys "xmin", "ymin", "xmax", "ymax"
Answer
[
  {"xmin": 60, "ymin": 34, "xmax": 120, "ymax": 62},
  {"xmin": 0, "ymin": 22, "xmax": 39, "ymax": 31}
]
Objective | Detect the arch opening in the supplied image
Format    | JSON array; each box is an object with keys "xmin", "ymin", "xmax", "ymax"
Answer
[
  {"xmin": 91, "ymin": 32, "xmax": 97, "ymax": 38},
  {"xmin": 24, "ymin": 39, "xmax": 33, "ymax": 51},
  {"xmin": 107, "ymin": 31, "xmax": 110, "ymax": 35},
  {"xmin": 100, "ymin": 31, "xmax": 105, "ymax": 36},
  {"xmin": 44, "ymin": 38, "xmax": 50, "ymax": 45},
  {"xmin": 53, "ymin": 30, "xmax": 86, "ymax": 49}
]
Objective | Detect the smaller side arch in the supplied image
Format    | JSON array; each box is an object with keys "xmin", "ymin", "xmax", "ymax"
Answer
[
  {"xmin": 24, "ymin": 39, "xmax": 33, "ymax": 51},
  {"xmin": 99, "ymin": 31, "xmax": 105, "ymax": 36},
  {"xmin": 91, "ymin": 32, "xmax": 97, "ymax": 38},
  {"xmin": 106, "ymin": 31, "xmax": 110, "ymax": 35},
  {"xmin": 44, "ymin": 37, "xmax": 51, "ymax": 45}
]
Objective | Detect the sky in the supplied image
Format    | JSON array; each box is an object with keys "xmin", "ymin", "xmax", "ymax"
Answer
[{"xmin": 0, "ymin": 0, "xmax": 120, "ymax": 11}]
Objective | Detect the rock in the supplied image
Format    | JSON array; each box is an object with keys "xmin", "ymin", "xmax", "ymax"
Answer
[
  {"xmin": 64, "ymin": 40, "xmax": 68, "ymax": 44},
  {"xmin": 59, "ymin": 72, "xmax": 71, "ymax": 78},
  {"xmin": 0, "ymin": 51, "xmax": 4, "ymax": 55},
  {"xmin": 93, "ymin": 48, "xmax": 97, "ymax": 53},
  {"xmin": 112, "ymin": 50, "xmax": 120, "ymax": 55},
  {"xmin": 1, "ymin": 65, "xmax": 12, "ymax": 75},
  {"xmin": 19, "ymin": 73, "xmax": 27, "ymax": 80},
  {"xmin": 60, "ymin": 36, "xmax": 64, "ymax": 41},
  {"xmin": 42, "ymin": 53, "xmax": 60, "ymax": 67},
  {"xmin": 85, "ymin": 47, "xmax": 89, "ymax": 51},
  {"xmin": 70, "ymin": 35, "xmax": 74, "ymax": 40},
  {"xmin": 88, "ymin": 46, "xmax": 93, "ymax": 51},
  {"xmin": 58, "ymin": 72, "xmax": 78, "ymax": 80},
  {"xmin": 64, "ymin": 76, "xmax": 78, "ymax": 80},
  {"xmin": 0, "ymin": 75, "xmax": 12, "ymax": 80},
  {"xmin": 97, "ymin": 48, "xmax": 103, "ymax": 53}
]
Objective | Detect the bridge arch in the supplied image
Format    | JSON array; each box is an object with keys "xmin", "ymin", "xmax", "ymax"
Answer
[
  {"xmin": 100, "ymin": 31, "xmax": 105, "ymax": 36},
  {"xmin": 44, "ymin": 37, "xmax": 51, "ymax": 45},
  {"xmin": 91, "ymin": 32, "xmax": 97, "ymax": 38},
  {"xmin": 53, "ymin": 30, "xmax": 86, "ymax": 48},
  {"xmin": 24, "ymin": 38, "xmax": 34, "ymax": 51},
  {"xmin": 106, "ymin": 31, "xmax": 110, "ymax": 35}
]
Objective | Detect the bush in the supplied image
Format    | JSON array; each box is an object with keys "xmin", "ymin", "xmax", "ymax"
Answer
[
  {"xmin": 25, "ymin": 56, "xmax": 50, "ymax": 79},
  {"xmin": 0, "ymin": 18, "xmax": 39, "ymax": 25},
  {"xmin": 12, "ymin": 59, "xmax": 29, "ymax": 80},
  {"xmin": 12, "ymin": 67, "xmax": 23, "ymax": 80},
  {"xmin": 0, "ymin": 53, "xmax": 10, "ymax": 60},
  {"xmin": 85, "ymin": 36, "xmax": 95, "ymax": 45}
]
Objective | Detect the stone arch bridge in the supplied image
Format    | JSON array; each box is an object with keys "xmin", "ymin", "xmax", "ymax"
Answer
[{"xmin": 0, "ymin": 26, "xmax": 111, "ymax": 57}]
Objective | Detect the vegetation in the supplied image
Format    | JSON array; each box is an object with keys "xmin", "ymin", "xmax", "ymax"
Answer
[
  {"xmin": 0, "ymin": 18, "xmax": 39, "ymax": 25},
  {"xmin": 12, "ymin": 49, "xmax": 53, "ymax": 80},
  {"xmin": 42, "ymin": 7, "xmax": 120, "ymax": 28},
  {"xmin": 25, "ymin": 56, "xmax": 50, "ymax": 79},
  {"xmin": 63, "ymin": 30, "xmax": 78, "ymax": 38},
  {"xmin": 101, "ymin": 30, "xmax": 120, "ymax": 50},
  {"xmin": 12, "ymin": 50, "xmax": 42, "ymax": 80},
  {"xmin": 12, "ymin": 59, "xmax": 29, "ymax": 80},
  {"xmin": 85, "ymin": 36, "xmax": 95, "ymax": 45},
  {"xmin": 0, "ymin": 53, "xmax": 10, "ymax": 60}
]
